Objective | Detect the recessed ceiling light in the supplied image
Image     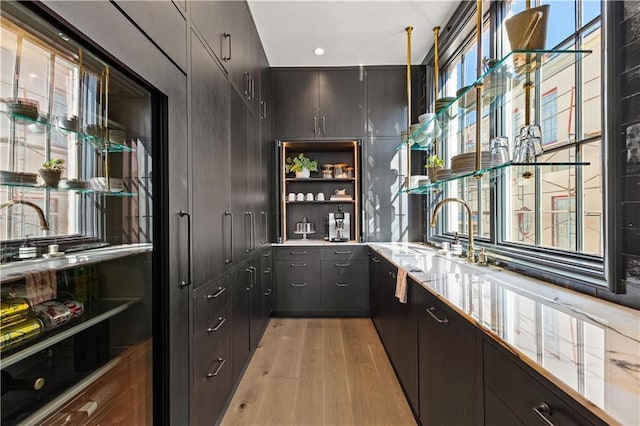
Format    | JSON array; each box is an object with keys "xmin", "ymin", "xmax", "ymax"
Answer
[{"xmin": 313, "ymin": 47, "xmax": 325, "ymax": 56}]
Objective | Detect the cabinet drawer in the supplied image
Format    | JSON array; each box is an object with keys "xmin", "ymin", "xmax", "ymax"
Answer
[
  {"xmin": 193, "ymin": 338, "xmax": 231, "ymax": 426},
  {"xmin": 194, "ymin": 307, "xmax": 231, "ymax": 371},
  {"xmin": 321, "ymin": 279, "xmax": 366, "ymax": 309},
  {"xmin": 276, "ymin": 247, "xmax": 320, "ymax": 261},
  {"xmin": 194, "ymin": 277, "xmax": 230, "ymax": 328},
  {"xmin": 276, "ymin": 260, "xmax": 321, "ymax": 281},
  {"xmin": 321, "ymin": 260, "xmax": 365, "ymax": 283},
  {"xmin": 483, "ymin": 340, "xmax": 596, "ymax": 426},
  {"xmin": 277, "ymin": 280, "xmax": 321, "ymax": 310},
  {"xmin": 320, "ymin": 246, "xmax": 365, "ymax": 261}
]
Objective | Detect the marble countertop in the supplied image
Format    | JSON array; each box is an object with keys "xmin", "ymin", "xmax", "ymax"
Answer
[
  {"xmin": 273, "ymin": 240, "xmax": 365, "ymax": 246},
  {"xmin": 368, "ymin": 242, "xmax": 640, "ymax": 426},
  {"xmin": 0, "ymin": 243, "xmax": 153, "ymax": 280}
]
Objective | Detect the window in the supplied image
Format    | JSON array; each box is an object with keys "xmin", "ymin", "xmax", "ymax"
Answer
[{"xmin": 428, "ymin": 0, "xmax": 604, "ymax": 281}]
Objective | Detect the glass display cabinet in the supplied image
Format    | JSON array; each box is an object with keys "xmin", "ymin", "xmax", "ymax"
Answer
[{"xmin": 0, "ymin": 3, "xmax": 157, "ymax": 424}]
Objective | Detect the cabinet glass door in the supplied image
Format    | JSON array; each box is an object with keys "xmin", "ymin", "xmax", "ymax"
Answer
[{"xmin": 1, "ymin": 3, "xmax": 157, "ymax": 424}]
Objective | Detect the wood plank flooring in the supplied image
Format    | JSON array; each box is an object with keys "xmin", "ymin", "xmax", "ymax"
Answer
[{"xmin": 221, "ymin": 318, "xmax": 416, "ymax": 426}]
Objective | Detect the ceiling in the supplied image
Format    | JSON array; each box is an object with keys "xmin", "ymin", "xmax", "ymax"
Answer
[{"xmin": 247, "ymin": 1, "xmax": 462, "ymax": 67}]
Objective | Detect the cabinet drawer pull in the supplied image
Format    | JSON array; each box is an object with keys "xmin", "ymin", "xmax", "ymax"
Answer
[
  {"xmin": 335, "ymin": 262, "xmax": 351, "ymax": 267},
  {"xmin": 334, "ymin": 250, "xmax": 352, "ymax": 254},
  {"xmin": 206, "ymin": 358, "xmax": 226, "ymax": 378},
  {"xmin": 371, "ymin": 257, "xmax": 380, "ymax": 263},
  {"xmin": 290, "ymin": 250, "xmax": 307, "ymax": 255},
  {"xmin": 335, "ymin": 282, "xmax": 351, "ymax": 287},
  {"xmin": 290, "ymin": 263, "xmax": 307, "ymax": 267},
  {"xmin": 264, "ymin": 250, "xmax": 272, "ymax": 257},
  {"xmin": 207, "ymin": 317, "xmax": 226, "ymax": 333},
  {"xmin": 264, "ymin": 288, "xmax": 273, "ymax": 296},
  {"xmin": 290, "ymin": 282, "xmax": 307, "ymax": 287},
  {"xmin": 532, "ymin": 402, "xmax": 554, "ymax": 426},
  {"xmin": 388, "ymin": 271, "xmax": 397, "ymax": 278},
  {"xmin": 426, "ymin": 307, "xmax": 449, "ymax": 325},
  {"xmin": 322, "ymin": 116, "xmax": 326, "ymax": 134},
  {"xmin": 264, "ymin": 267, "xmax": 271, "ymax": 274},
  {"xmin": 207, "ymin": 287, "xmax": 226, "ymax": 299},
  {"xmin": 313, "ymin": 116, "xmax": 318, "ymax": 134}
]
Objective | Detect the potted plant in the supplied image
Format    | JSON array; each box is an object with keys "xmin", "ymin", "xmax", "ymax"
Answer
[
  {"xmin": 285, "ymin": 153, "xmax": 318, "ymax": 178},
  {"xmin": 425, "ymin": 154, "xmax": 444, "ymax": 182},
  {"xmin": 39, "ymin": 158, "xmax": 65, "ymax": 187}
]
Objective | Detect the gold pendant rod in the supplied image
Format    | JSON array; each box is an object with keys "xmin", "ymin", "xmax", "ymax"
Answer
[
  {"xmin": 433, "ymin": 26, "xmax": 440, "ymax": 158},
  {"xmin": 405, "ymin": 26, "xmax": 413, "ymax": 188},
  {"xmin": 475, "ymin": 0, "xmax": 483, "ymax": 172}
]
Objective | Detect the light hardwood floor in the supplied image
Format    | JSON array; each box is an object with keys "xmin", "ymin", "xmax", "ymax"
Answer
[{"xmin": 221, "ymin": 318, "xmax": 416, "ymax": 426}]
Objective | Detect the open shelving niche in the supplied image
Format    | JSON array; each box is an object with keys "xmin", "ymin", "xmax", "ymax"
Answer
[
  {"xmin": 395, "ymin": 49, "xmax": 592, "ymax": 194},
  {"xmin": 279, "ymin": 140, "xmax": 361, "ymax": 242}
]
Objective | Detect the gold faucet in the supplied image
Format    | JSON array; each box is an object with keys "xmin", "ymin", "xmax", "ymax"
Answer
[
  {"xmin": 0, "ymin": 199, "xmax": 49, "ymax": 230},
  {"xmin": 430, "ymin": 197, "xmax": 475, "ymax": 263}
]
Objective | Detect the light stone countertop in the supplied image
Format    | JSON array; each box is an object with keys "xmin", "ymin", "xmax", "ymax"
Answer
[
  {"xmin": 0, "ymin": 243, "xmax": 153, "ymax": 280},
  {"xmin": 368, "ymin": 242, "xmax": 640, "ymax": 426}
]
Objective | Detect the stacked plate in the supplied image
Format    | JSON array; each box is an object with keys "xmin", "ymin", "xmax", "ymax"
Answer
[
  {"xmin": 0, "ymin": 170, "xmax": 38, "ymax": 185},
  {"xmin": 435, "ymin": 168, "xmax": 454, "ymax": 181},
  {"xmin": 450, "ymin": 151, "xmax": 492, "ymax": 174},
  {"xmin": 435, "ymin": 97, "xmax": 456, "ymax": 114},
  {"xmin": 90, "ymin": 177, "xmax": 124, "ymax": 192},
  {"xmin": 2, "ymin": 98, "xmax": 39, "ymax": 120},
  {"xmin": 59, "ymin": 179, "xmax": 90, "ymax": 190}
]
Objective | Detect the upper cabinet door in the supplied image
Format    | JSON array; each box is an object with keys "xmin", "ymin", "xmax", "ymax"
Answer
[
  {"xmin": 318, "ymin": 69, "xmax": 365, "ymax": 138},
  {"xmin": 190, "ymin": 31, "xmax": 231, "ymax": 286},
  {"xmin": 190, "ymin": 1, "xmax": 244, "ymax": 72},
  {"xmin": 273, "ymin": 70, "xmax": 319, "ymax": 138},
  {"xmin": 259, "ymin": 49, "xmax": 271, "ymax": 131},
  {"xmin": 366, "ymin": 68, "xmax": 407, "ymax": 137}
]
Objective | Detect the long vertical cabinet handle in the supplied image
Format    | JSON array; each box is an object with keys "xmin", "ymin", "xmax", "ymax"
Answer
[
  {"xmin": 250, "ymin": 266, "xmax": 257, "ymax": 289},
  {"xmin": 224, "ymin": 211, "xmax": 233, "ymax": 264},
  {"xmin": 322, "ymin": 116, "xmax": 326, "ymax": 134},
  {"xmin": 262, "ymin": 211, "xmax": 268, "ymax": 245},
  {"xmin": 250, "ymin": 77, "xmax": 255, "ymax": 100},
  {"xmin": 179, "ymin": 210, "xmax": 192, "ymax": 288},
  {"xmin": 313, "ymin": 116, "xmax": 318, "ymax": 134},
  {"xmin": 244, "ymin": 73, "xmax": 251, "ymax": 98},
  {"xmin": 222, "ymin": 33, "xmax": 231, "ymax": 62},
  {"xmin": 245, "ymin": 212, "xmax": 251, "ymax": 253},
  {"xmin": 249, "ymin": 212, "xmax": 256, "ymax": 251}
]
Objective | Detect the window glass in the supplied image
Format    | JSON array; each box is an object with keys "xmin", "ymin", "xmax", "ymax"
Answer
[
  {"xmin": 542, "ymin": 1, "xmax": 577, "ymax": 49},
  {"xmin": 583, "ymin": 0, "xmax": 601, "ymax": 25}
]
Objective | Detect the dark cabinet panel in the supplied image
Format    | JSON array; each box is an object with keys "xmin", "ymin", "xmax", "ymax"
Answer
[
  {"xmin": 483, "ymin": 340, "xmax": 603, "ymax": 426},
  {"xmin": 259, "ymin": 48, "xmax": 271, "ymax": 131},
  {"xmin": 260, "ymin": 248, "xmax": 274, "ymax": 323},
  {"xmin": 230, "ymin": 91, "xmax": 249, "ymax": 264},
  {"xmin": 277, "ymin": 280, "xmax": 322, "ymax": 310},
  {"xmin": 114, "ymin": 0, "xmax": 187, "ymax": 72},
  {"xmin": 369, "ymin": 251, "xmax": 384, "ymax": 336},
  {"xmin": 231, "ymin": 263, "xmax": 252, "ymax": 385},
  {"xmin": 190, "ymin": 1, "xmax": 243, "ymax": 72},
  {"xmin": 276, "ymin": 246, "xmax": 321, "ymax": 261},
  {"xmin": 365, "ymin": 68, "xmax": 407, "ymax": 137},
  {"xmin": 318, "ymin": 69, "xmax": 365, "ymax": 137},
  {"xmin": 273, "ymin": 70, "xmax": 319, "ymax": 138},
  {"xmin": 381, "ymin": 266, "xmax": 418, "ymax": 413},
  {"xmin": 417, "ymin": 283, "xmax": 479, "ymax": 425},
  {"xmin": 190, "ymin": 31, "xmax": 231, "ymax": 287},
  {"xmin": 249, "ymin": 260, "xmax": 262, "ymax": 350},
  {"xmin": 192, "ymin": 338, "xmax": 231, "ymax": 426},
  {"xmin": 320, "ymin": 245, "xmax": 366, "ymax": 261}
]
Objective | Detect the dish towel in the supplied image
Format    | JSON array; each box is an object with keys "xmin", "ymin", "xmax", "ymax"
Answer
[
  {"xmin": 395, "ymin": 266, "xmax": 409, "ymax": 304},
  {"xmin": 20, "ymin": 270, "xmax": 57, "ymax": 305}
]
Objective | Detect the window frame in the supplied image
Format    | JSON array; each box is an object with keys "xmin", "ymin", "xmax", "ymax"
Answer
[{"xmin": 425, "ymin": 0, "xmax": 607, "ymax": 289}]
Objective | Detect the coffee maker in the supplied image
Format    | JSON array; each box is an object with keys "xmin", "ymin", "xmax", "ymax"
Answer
[{"xmin": 329, "ymin": 206, "xmax": 350, "ymax": 242}]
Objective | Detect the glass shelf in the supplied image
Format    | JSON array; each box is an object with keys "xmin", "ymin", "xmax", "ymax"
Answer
[
  {"xmin": 396, "ymin": 49, "xmax": 592, "ymax": 152},
  {"xmin": 0, "ymin": 110, "xmax": 135, "ymax": 153},
  {"xmin": 286, "ymin": 200, "xmax": 355, "ymax": 204},
  {"xmin": 285, "ymin": 177, "xmax": 355, "ymax": 182},
  {"xmin": 401, "ymin": 161, "xmax": 590, "ymax": 194},
  {"xmin": 0, "ymin": 181, "xmax": 137, "ymax": 197},
  {"xmin": 0, "ymin": 298, "xmax": 141, "ymax": 369}
]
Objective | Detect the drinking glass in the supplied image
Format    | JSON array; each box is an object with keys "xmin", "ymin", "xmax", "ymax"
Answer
[{"xmin": 490, "ymin": 137, "xmax": 510, "ymax": 167}]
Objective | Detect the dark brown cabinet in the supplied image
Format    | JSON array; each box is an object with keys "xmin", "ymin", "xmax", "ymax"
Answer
[
  {"xmin": 416, "ymin": 282, "xmax": 480, "ymax": 425},
  {"xmin": 231, "ymin": 260, "xmax": 252, "ymax": 385},
  {"xmin": 192, "ymin": 276, "xmax": 232, "ymax": 426},
  {"xmin": 272, "ymin": 68, "xmax": 365, "ymax": 138},
  {"xmin": 190, "ymin": 31, "xmax": 231, "ymax": 288},
  {"xmin": 274, "ymin": 246, "xmax": 368, "ymax": 314},
  {"xmin": 483, "ymin": 339, "xmax": 605, "ymax": 426}
]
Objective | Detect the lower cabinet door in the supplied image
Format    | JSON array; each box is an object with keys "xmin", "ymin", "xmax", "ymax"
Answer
[
  {"xmin": 483, "ymin": 340, "xmax": 601, "ymax": 426},
  {"xmin": 192, "ymin": 324, "xmax": 231, "ymax": 426},
  {"xmin": 276, "ymin": 280, "xmax": 321, "ymax": 310},
  {"xmin": 321, "ymin": 279, "xmax": 366, "ymax": 309}
]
